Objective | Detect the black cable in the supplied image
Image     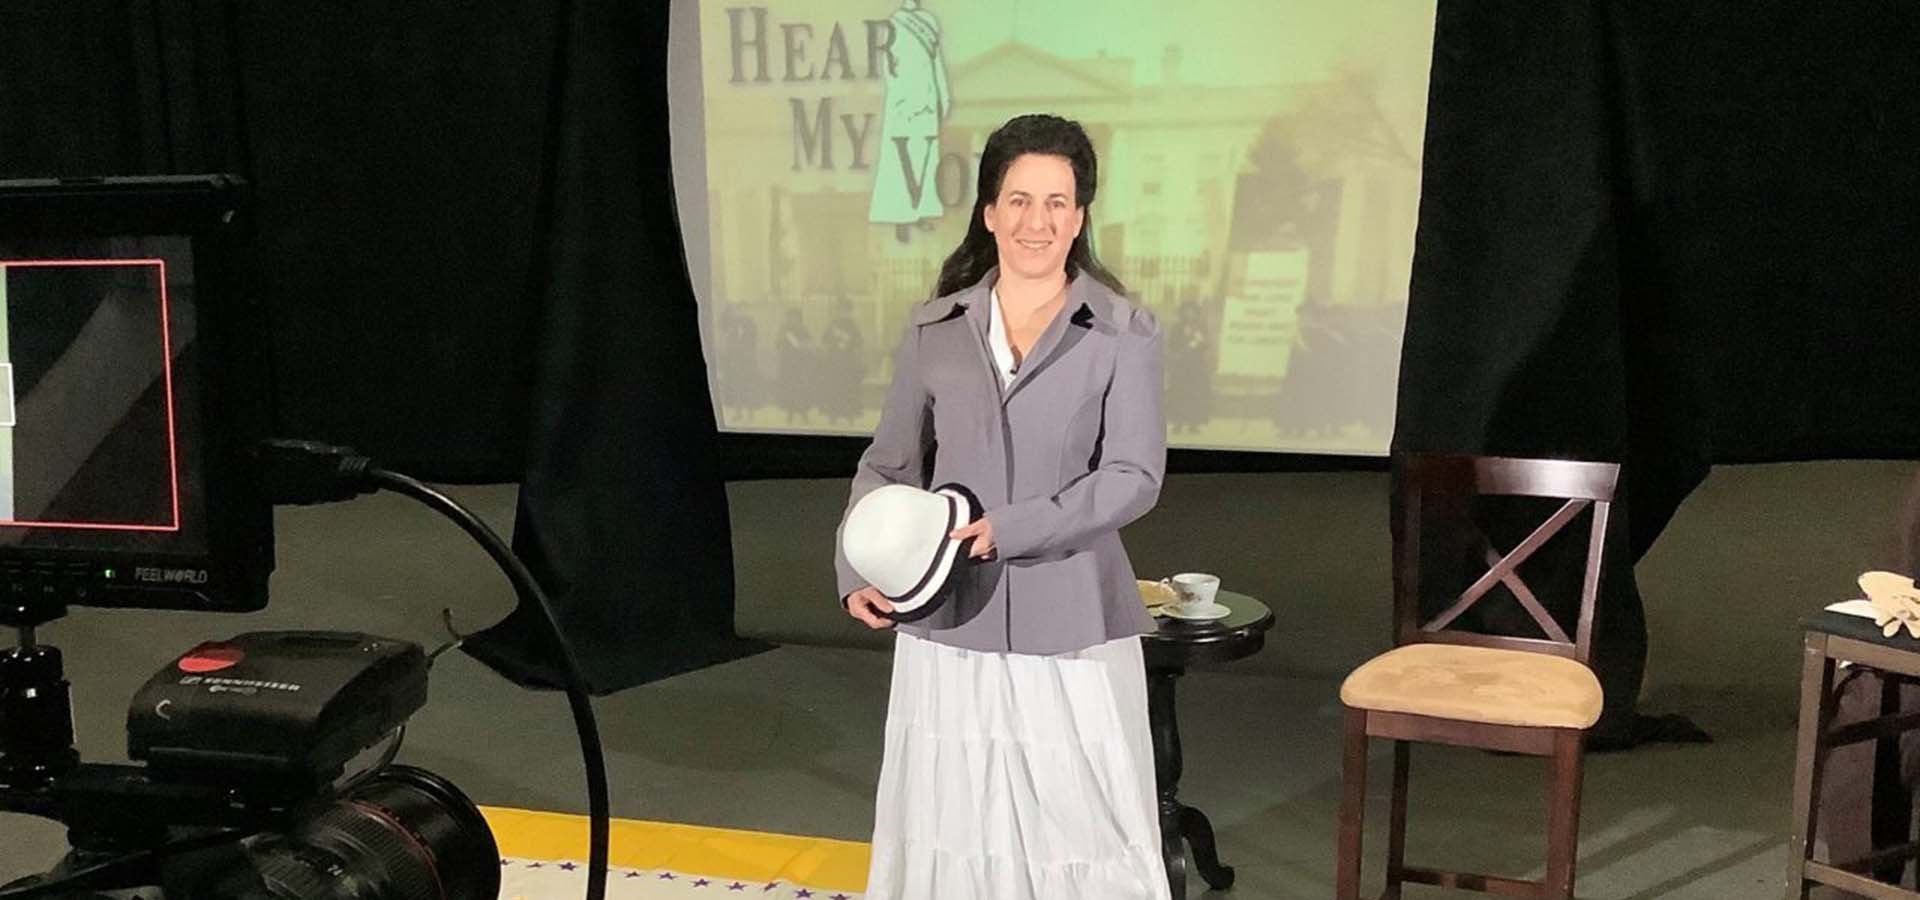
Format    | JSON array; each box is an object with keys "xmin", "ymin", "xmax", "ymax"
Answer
[
  {"xmin": 0, "ymin": 829, "xmax": 248, "ymax": 900},
  {"xmin": 427, "ymin": 608, "xmax": 468, "ymax": 667},
  {"xmin": 365, "ymin": 468, "xmax": 609, "ymax": 900},
  {"xmin": 336, "ymin": 725, "xmax": 408, "ymax": 795}
]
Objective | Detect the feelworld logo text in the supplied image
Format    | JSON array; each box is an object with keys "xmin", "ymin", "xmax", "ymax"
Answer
[{"xmin": 134, "ymin": 567, "xmax": 210, "ymax": 585}]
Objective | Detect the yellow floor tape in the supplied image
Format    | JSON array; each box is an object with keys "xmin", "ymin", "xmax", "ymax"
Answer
[{"xmin": 481, "ymin": 806, "xmax": 870, "ymax": 897}]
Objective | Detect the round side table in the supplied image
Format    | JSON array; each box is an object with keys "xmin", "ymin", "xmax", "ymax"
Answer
[{"xmin": 1143, "ymin": 591, "xmax": 1275, "ymax": 898}]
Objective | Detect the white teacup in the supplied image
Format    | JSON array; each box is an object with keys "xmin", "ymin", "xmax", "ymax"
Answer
[{"xmin": 1161, "ymin": 573, "xmax": 1221, "ymax": 611}]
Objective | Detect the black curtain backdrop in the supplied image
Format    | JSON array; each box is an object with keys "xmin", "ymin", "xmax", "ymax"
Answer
[
  {"xmin": 236, "ymin": 3, "xmax": 559, "ymax": 481},
  {"xmin": 460, "ymin": 0, "xmax": 766, "ymax": 692},
  {"xmin": 1401, "ymin": 0, "xmax": 1920, "ymax": 498},
  {"xmin": 1396, "ymin": 0, "xmax": 1920, "ymax": 739},
  {"xmin": 0, "ymin": 0, "xmax": 759, "ymax": 692},
  {"xmin": 0, "ymin": 0, "xmax": 556, "ymax": 480}
]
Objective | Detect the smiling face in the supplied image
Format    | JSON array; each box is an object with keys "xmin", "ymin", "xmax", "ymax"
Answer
[{"xmin": 982, "ymin": 153, "xmax": 1084, "ymax": 283}]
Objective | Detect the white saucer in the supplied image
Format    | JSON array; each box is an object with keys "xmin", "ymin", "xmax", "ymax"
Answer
[{"xmin": 1160, "ymin": 601, "xmax": 1231, "ymax": 622}]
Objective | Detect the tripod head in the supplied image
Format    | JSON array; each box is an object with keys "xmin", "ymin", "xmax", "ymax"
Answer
[{"xmin": 0, "ymin": 623, "xmax": 79, "ymax": 787}]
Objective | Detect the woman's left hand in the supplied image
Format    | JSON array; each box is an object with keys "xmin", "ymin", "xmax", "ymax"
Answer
[{"xmin": 951, "ymin": 517, "xmax": 996, "ymax": 559}]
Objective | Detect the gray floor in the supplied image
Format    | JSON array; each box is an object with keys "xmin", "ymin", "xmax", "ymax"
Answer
[{"xmin": 4, "ymin": 463, "xmax": 1914, "ymax": 897}]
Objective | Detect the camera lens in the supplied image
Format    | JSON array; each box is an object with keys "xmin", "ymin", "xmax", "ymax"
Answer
[{"xmin": 237, "ymin": 765, "xmax": 500, "ymax": 900}]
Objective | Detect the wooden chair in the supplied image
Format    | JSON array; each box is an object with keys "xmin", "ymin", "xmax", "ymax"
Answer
[
  {"xmin": 1785, "ymin": 613, "xmax": 1920, "ymax": 899},
  {"xmin": 1335, "ymin": 454, "xmax": 1620, "ymax": 900},
  {"xmin": 1783, "ymin": 471, "xmax": 1920, "ymax": 899}
]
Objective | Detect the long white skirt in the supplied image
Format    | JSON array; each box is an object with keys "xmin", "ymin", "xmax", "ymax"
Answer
[{"xmin": 864, "ymin": 631, "xmax": 1172, "ymax": 900}]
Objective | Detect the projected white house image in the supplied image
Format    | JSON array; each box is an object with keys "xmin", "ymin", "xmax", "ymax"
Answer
[{"xmin": 671, "ymin": 0, "xmax": 1433, "ymax": 454}]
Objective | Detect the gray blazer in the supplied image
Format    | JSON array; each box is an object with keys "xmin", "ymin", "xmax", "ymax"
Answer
[{"xmin": 834, "ymin": 268, "xmax": 1167, "ymax": 654}]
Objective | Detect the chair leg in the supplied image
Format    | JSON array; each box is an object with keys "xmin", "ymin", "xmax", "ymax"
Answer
[
  {"xmin": 1384, "ymin": 741, "xmax": 1410, "ymax": 900},
  {"xmin": 1544, "ymin": 729, "xmax": 1585, "ymax": 900},
  {"xmin": 1336, "ymin": 708, "xmax": 1369, "ymax": 900},
  {"xmin": 1872, "ymin": 673, "xmax": 1912, "ymax": 887},
  {"xmin": 1785, "ymin": 635, "xmax": 1835, "ymax": 899}
]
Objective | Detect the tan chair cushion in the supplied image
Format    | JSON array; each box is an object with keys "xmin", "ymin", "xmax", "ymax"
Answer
[{"xmin": 1340, "ymin": 643, "xmax": 1604, "ymax": 729}]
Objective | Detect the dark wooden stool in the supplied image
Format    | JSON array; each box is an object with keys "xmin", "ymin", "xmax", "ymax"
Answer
[
  {"xmin": 1143, "ymin": 591, "xmax": 1274, "ymax": 899},
  {"xmin": 1787, "ymin": 611, "xmax": 1920, "ymax": 899}
]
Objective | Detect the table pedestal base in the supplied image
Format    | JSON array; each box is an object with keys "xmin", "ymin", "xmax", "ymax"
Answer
[{"xmin": 1150, "ymin": 666, "xmax": 1237, "ymax": 896}]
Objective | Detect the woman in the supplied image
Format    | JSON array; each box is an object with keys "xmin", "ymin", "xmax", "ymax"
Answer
[{"xmin": 834, "ymin": 114, "xmax": 1170, "ymax": 899}]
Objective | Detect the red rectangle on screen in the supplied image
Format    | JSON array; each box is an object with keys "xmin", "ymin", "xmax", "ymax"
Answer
[{"xmin": 0, "ymin": 259, "xmax": 181, "ymax": 532}]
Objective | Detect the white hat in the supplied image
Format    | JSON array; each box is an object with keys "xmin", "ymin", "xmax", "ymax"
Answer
[{"xmin": 841, "ymin": 483, "xmax": 982, "ymax": 622}]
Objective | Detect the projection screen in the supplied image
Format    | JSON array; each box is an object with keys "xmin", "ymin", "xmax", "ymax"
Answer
[{"xmin": 668, "ymin": 0, "xmax": 1434, "ymax": 454}]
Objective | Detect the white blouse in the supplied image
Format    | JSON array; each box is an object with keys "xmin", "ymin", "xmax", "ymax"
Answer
[{"xmin": 987, "ymin": 287, "xmax": 1020, "ymax": 389}]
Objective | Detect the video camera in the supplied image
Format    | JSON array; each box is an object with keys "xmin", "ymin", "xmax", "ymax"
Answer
[{"xmin": 0, "ymin": 176, "xmax": 500, "ymax": 899}]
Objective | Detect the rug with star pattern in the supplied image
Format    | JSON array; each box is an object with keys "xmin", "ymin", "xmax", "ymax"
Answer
[{"xmin": 482, "ymin": 807, "xmax": 868, "ymax": 900}]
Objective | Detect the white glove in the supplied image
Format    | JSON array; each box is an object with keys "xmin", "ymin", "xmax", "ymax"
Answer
[{"xmin": 1862, "ymin": 571, "xmax": 1920, "ymax": 639}]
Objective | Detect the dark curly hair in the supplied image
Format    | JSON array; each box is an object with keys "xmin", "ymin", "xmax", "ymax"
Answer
[{"xmin": 933, "ymin": 113, "xmax": 1127, "ymax": 298}]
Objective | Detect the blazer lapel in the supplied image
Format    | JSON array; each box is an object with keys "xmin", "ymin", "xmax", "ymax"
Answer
[
  {"xmin": 923, "ymin": 274, "xmax": 1006, "ymax": 405},
  {"xmin": 908, "ymin": 273, "xmax": 999, "ymax": 405},
  {"xmin": 961, "ymin": 284, "xmax": 1005, "ymax": 405},
  {"xmin": 1003, "ymin": 274, "xmax": 1099, "ymax": 404}
]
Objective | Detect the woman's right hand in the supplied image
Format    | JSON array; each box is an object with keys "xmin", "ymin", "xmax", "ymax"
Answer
[{"xmin": 845, "ymin": 586, "xmax": 896, "ymax": 629}]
